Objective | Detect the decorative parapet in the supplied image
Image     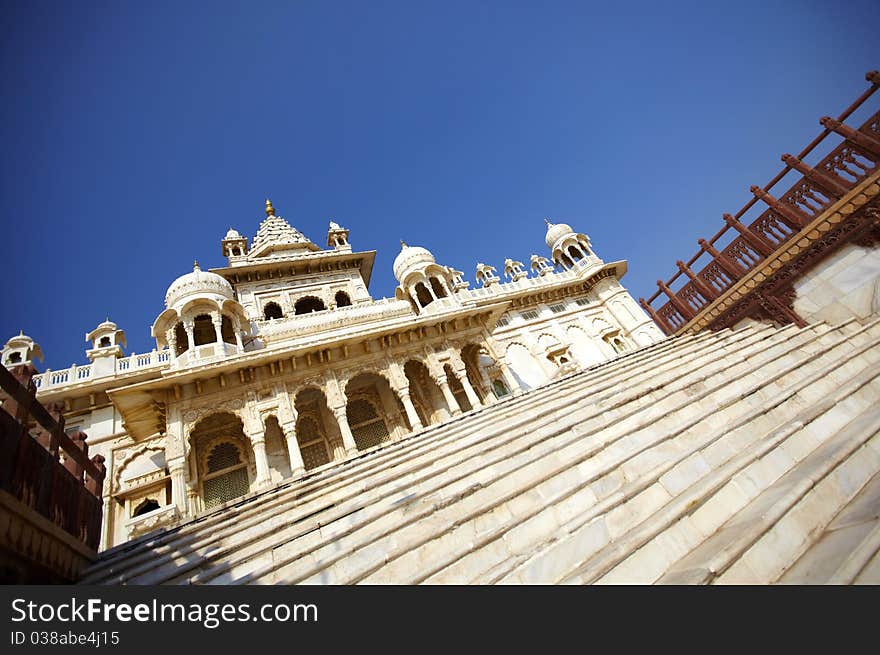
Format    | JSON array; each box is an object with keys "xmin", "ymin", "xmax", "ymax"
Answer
[
  {"xmin": 255, "ymin": 297, "xmax": 412, "ymax": 340},
  {"xmin": 33, "ymin": 349, "xmax": 172, "ymax": 391}
]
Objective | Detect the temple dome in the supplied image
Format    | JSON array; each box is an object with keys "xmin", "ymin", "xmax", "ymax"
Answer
[
  {"xmin": 393, "ymin": 242, "xmax": 436, "ymax": 281},
  {"xmin": 545, "ymin": 220, "xmax": 575, "ymax": 249},
  {"xmin": 224, "ymin": 227, "xmax": 242, "ymax": 239},
  {"xmin": 164, "ymin": 262, "xmax": 234, "ymax": 308}
]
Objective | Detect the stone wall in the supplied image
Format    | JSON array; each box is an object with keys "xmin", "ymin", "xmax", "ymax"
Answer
[{"xmin": 793, "ymin": 243, "xmax": 880, "ymax": 324}]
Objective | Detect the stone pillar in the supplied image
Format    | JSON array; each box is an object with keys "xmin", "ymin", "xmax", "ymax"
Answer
[
  {"xmin": 166, "ymin": 328, "xmax": 177, "ymax": 362},
  {"xmin": 454, "ymin": 367, "xmax": 482, "ymax": 409},
  {"xmin": 211, "ymin": 312, "xmax": 223, "ymax": 345},
  {"xmin": 249, "ymin": 431, "xmax": 271, "ymax": 486},
  {"xmin": 332, "ymin": 407, "xmax": 359, "ymax": 456},
  {"xmin": 395, "ymin": 386, "xmax": 424, "ymax": 431},
  {"xmin": 168, "ymin": 457, "xmax": 188, "ymax": 515},
  {"xmin": 184, "ymin": 321, "xmax": 195, "ymax": 352},
  {"xmin": 282, "ymin": 422, "xmax": 305, "ymax": 477},
  {"xmin": 437, "ymin": 377, "xmax": 462, "ymax": 416}
]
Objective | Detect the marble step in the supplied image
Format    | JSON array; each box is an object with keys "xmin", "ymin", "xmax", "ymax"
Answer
[
  {"xmin": 575, "ymin": 360, "xmax": 880, "ymax": 584},
  {"xmin": 251, "ymin": 321, "xmax": 872, "ymax": 584},
  {"xmin": 150, "ymin": 323, "xmax": 786, "ymax": 584},
  {"xmin": 390, "ymin": 321, "xmax": 880, "ymax": 583},
  {"xmin": 82, "ymin": 325, "xmax": 725, "ymax": 582}
]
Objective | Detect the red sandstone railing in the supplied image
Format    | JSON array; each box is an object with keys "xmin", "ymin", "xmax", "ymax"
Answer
[
  {"xmin": 641, "ymin": 71, "xmax": 880, "ymax": 335},
  {"xmin": 0, "ymin": 363, "xmax": 105, "ymax": 551}
]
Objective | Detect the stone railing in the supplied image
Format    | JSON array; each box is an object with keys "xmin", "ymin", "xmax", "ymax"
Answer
[
  {"xmin": 643, "ymin": 71, "xmax": 880, "ymax": 335},
  {"xmin": 458, "ymin": 257, "xmax": 603, "ymax": 301},
  {"xmin": 33, "ymin": 349, "xmax": 171, "ymax": 390},
  {"xmin": 255, "ymin": 297, "xmax": 412, "ymax": 339}
]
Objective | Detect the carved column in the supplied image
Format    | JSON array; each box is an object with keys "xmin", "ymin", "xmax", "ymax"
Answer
[
  {"xmin": 437, "ymin": 377, "xmax": 462, "ymax": 416},
  {"xmin": 332, "ymin": 407, "xmax": 359, "ymax": 456},
  {"xmin": 282, "ymin": 422, "xmax": 305, "ymax": 477},
  {"xmin": 395, "ymin": 385, "xmax": 424, "ymax": 432},
  {"xmin": 168, "ymin": 457, "xmax": 188, "ymax": 515},
  {"xmin": 211, "ymin": 312, "xmax": 224, "ymax": 345},
  {"xmin": 183, "ymin": 321, "xmax": 195, "ymax": 353},
  {"xmin": 453, "ymin": 366, "xmax": 482, "ymax": 409},
  {"xmin": 249, "ymin": 430, "xmax": 272, "ymax": 486},
  {"xmin": 166, "ymin": 328, "xmax": 177, "ymax": 362}
]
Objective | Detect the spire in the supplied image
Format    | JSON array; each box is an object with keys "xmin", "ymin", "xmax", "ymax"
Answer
[
  {"xmin": 265, "ymin": 198, "xmax": 275, "ymax": 216},
  {"xmin": 400, "ymin": 240, "xmax": 408, "ymax": 248},
  {"xmin": 193, "ymin": 260, "xmax": 200, "ymax": 271},
  {"xmin": 544, "ymin": 217, "xmax": 552, "ymax": 226}
]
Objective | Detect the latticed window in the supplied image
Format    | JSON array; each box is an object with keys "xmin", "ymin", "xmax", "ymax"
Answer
[
  {"xmin": 202, "ymin": 441, "xmax": 249, "ymax": 509},
  {"xmin": 521, "ymin": 310, "xmax": 539, "ymax": 321},
  {"xmin": 549, "ymin": 303, "xmax": 566, "ymax": 313},
  {"xmin": 347, "ymin": 398, "xmax": 389, "ymax": 451},
  {"xmin": 296, "ymin": 416, "xmax": 331, "ymax": 470},
  {"xmin": 496, "ymin": 314, "xmax": 510, "ymax": 327}
]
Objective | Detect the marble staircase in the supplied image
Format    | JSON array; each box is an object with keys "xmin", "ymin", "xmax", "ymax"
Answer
[{"xmin": 80, "ymin": 319, "xmax": 880, "ymax": 585}]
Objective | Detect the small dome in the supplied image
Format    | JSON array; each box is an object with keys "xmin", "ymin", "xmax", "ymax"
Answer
[
  {"xmin": 393, "ymin": 242, "xmax": 436, "ymax": 281},
  {"xmin": 164, "ymin": 262, "xmax": 234, "ymax": 308},
  {"xmin": 545, "ymin": 220, "xmax": 575, "ymax": 249},
  {"xmin": 224, "ymin": 227, "xmax": 242, "ymax": 239}
]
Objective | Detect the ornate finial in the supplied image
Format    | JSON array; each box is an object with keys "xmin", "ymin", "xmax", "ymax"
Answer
[
  {"xmin": 265, "ymin": 199, "xmax": 275, "ymax": 216},
  {"xmin": 400, "ymin": 240, "xmax": 408, "ymax": 248},
  {"xmin": 193, "ymin": 260, "xmax": 200, "ymax": 271},
  {"xmin": 544, "ymin": 217, "xmax": 552, "ymax": 226}
]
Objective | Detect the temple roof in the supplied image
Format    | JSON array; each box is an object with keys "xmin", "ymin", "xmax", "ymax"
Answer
[{"xmin": 247, "ymin": 199, "xmax": 321, "ymax": 259}]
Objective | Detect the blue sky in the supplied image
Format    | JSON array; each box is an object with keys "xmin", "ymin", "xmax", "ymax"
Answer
[{"xmin": 1, "ymin": 0, "xmax": 878, "ymax": 370}]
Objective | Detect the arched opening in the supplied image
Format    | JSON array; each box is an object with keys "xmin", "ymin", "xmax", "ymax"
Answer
[
  {"xmin": 174, "ymin": 322, "xmax": 189, "ymax": 355},
  {"xmin": 404, "ymin": 360, "xmax": 450, "ymax": 425},
  {"xmin": 263, "ymin": 302, "xmax": 283, "ymax": 320},
  {"xmin": 345, "ymin": 372, "xmax": 407, "ymax": 448},
  {"xmin": 415, "ymin": 282, "xmax": 433, "ymax": 308},
  {"xmin": 221, "ymin": 315, "xmax": 236, "ymax": 344},
  {"xmin": 99, "ymin": 336, "xmax": 111, "ymax": 348},
  {"xmin": 192, "ymin": 314, "xmax": 216, "ymax": 346},
  {"xmin": 7, "ymin": 352, "xmax": 22, "ymax": 364},
  {"xmin": 429, "ymin": 277, "xmax": 447, "ymax": 299},
  {"xmin": 132, "ymin": 498, "xmax": 160, "ymax": 517},
  {"xmin": 191, "ymin": 412, "xmax": 252, "ymax": 510},
  {"xmin": 293, "ymin": 388, "xmax": 339, "ymax": 469},
  {"xmin": 335, "ymin": 291, "xmax": 352, "ymax": 308},
  {"xmin": 568, "ymin": 245, "xmax": 584, "ymax": 261},
  {"xmin": 445, "ymin": 364, "xmax": 472, "ymax": 413},
  {"xmin": 294, "ymin": 296, "xmax": 326, "ymax": 315},
  {"xmin": 559, "ymin": 253, "xmax": 574, "ymax": 269},
  {"xmin": 231, "ymin": 247, "xmax": 241, "ymax": 256}
]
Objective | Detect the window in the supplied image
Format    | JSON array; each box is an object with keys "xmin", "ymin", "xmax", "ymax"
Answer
[
  {"xmin": 202, "ymin": 441, "xmax": 249, "ymax": 509},
  {"xmin": 549, "ymin": 303, "xmax": 566, "ymax": 314},
  {"xmin": 7, "ymin": 352, "xmax": 21, "ymax": 364},
  {"xmin": 575, "ymin": 297, "xmax": 591, "ymax": 307},
  {"xmin": 429, "ymin": 277, "xmax": 448, "ymax": 299},
  {"xmin": 415, "ymin": 282, "xmax": 433, "ymax": 308},
  {"xmin": 335, "ymin": 291, "xmax": 352, "ymax": 307},
  {"xmin": 492, "ymin": 380, "xmax": 509, "ymax": 397},
  {"xmin": 294, "ymin": 296, "xmax": 326, "ymax": 315},
  {"xmin": 132, "ymin": 498, "xmax": 160, "ymax": 518},
  {"xmin": 521, "ymin": 310, "xmax": 539, "ymax": 321},
  {"xmin": 192, "ymin": 314, "xmax": 216, "ymax": 345},
  {"xmin": 347, "ymin": 398, "xmax": 390, "ymax": 450},
  {"xmin": 99, "ymin": 336, "xmax": 111, "ymax": 347},
  {"xmin": 496, "ymin": 314, "xmax": 510, "ymax": 327},
  {"xmin": 263, "ymin": 302, "xmax": 283, "ymax": 320},
  {"xmin": 174, "ymin": 322, "xmax": 189, "ymax": 355}
]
